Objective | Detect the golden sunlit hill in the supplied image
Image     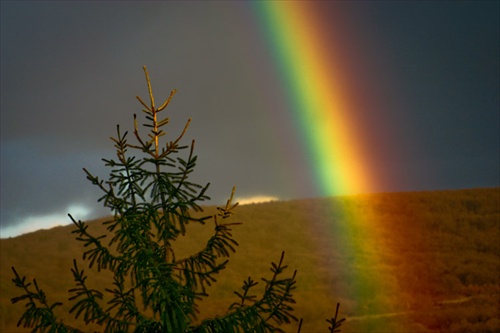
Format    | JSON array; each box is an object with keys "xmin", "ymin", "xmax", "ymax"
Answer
[{"xmin": 1, "ymin": 188, "xmax": 499, "ymax": 332}]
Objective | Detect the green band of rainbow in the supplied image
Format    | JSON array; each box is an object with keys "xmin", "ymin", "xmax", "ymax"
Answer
[
  {"xmin": 251, "ymin": 2, "xmax": 410, "ymax": 330},
  {"xmin": 252, "ymin": 1, "xmax": 372, "ymax": 197}
]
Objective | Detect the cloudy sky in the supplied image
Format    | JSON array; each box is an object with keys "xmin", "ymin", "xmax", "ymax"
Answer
[{"xmin": 1, "ymin": 1, "xmax": 498, "ymax": 238}]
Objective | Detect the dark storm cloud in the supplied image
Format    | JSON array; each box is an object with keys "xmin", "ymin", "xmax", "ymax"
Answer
[
  {"xmin": 0, "ymin": 1, "xmax": 304, "ymax": 235},
  {"xmin": 368, "ymin": 1, "xmax": 500, "ymax": 190},
  {"xmin": 1, "ymin": 1, "xmax": 498, "ymax": 237}
]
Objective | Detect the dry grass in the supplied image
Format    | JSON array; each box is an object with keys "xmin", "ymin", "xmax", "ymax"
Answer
[{"xmin": 1, "ymin": 188, "xmax": 499, "ymax": 332}]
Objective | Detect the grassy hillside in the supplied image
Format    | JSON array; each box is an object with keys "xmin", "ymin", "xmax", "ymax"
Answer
[{"xmin": 1, "ymin": 188, "xmax": 499, "ymax": 332}]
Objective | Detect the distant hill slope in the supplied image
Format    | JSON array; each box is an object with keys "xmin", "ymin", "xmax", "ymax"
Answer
[{"xmin": 1, "ymin": 188, "xmax": 499, "ymax": 332}]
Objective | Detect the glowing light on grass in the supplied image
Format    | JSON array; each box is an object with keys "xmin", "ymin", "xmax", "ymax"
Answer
[{"xmin": 252, "ymin": 2, "xmax": 409, "ymax": 329}]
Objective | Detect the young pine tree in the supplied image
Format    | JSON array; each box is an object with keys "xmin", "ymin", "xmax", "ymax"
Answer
[{"xmin": 11, "ymin": 67, "xmax": 344, "ymax": 333}]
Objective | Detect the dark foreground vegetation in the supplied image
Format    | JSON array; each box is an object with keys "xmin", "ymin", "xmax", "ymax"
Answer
[
  {"xmin": 1, "ymin": 187, "xmax": 499, "ymax": 332},
  {"xmin": 3, "ymin": 68, "xmax": 346, "ymax": 333}
]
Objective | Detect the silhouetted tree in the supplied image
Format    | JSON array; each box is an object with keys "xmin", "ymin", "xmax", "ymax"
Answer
[{"xmin": 11, "ymin": 67, "xmax": 344, "ymax": 333}]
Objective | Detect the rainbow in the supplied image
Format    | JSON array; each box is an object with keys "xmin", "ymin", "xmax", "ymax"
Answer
[
  {"xmin": 252, "ymin": 1, "xmax": 374, "ymax": 197},
  {"xmin": 251, "ymin": 2, "xmax": 410, "ymax": 331}
]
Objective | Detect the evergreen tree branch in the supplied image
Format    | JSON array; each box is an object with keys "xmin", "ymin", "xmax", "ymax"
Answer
[
  {"xmin": 70, "ymin": 215, "xmax": 122, "ymax": 272},
  {"xmin": 68, "ymin": 260, "xmax": 106, "ymax": 324},
  {"xmin": 11, "ymin": 268, "xmax": 71, "ymax": 332},
  {"xmin": 326, "ymin": 303, "xmax": 345, "ymax": 333},
  {"xmin": 10, "ymin": 67, "xmax": 344, "ymax": 333},
  {"xmin": 252, "ymin": 252, "xmax": 299, "ymax": 331},
  {"xmin": 175, "ymin": 217, "xmax": 241, "ymax": 293}
]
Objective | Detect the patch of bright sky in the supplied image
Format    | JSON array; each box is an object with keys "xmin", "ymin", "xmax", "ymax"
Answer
[
  {"xmin": 0, "ymin": 196, "xmax": 279, "ymax": 238},
  {"xmin": 0, "ymin": 204, "xmax": 92, "ymax": 239},
  {"xmin": 236, "ymin": 195, "xmax": 279, "ymax": 205}
]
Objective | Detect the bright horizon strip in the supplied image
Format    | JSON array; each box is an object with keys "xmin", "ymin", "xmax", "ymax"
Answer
[
  {"xmin": 0, "ymin": 204, "xmax": 92, "ymax": 239},
  {"xmin": 254, "ymin": 2, "xmax": 372, "ymax": 197},
  {"xmin": 252, "ymin": 2, "xmax": 407, "ymax": 330}
]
